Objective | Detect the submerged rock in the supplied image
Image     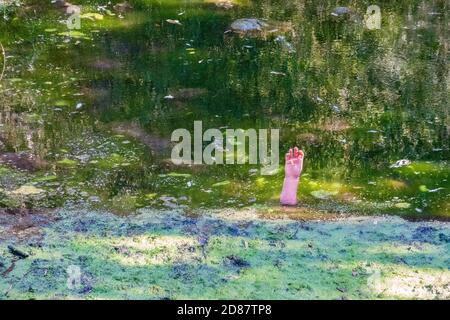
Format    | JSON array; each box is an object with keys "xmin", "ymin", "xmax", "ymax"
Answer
[
  {"xmin": 0, "ymin": 152, "xmax": 47, "ymax": 172},
  {"xmin": 52, "ymin": 0, "xmax": 72, "ymax": 9},
  {"xmin": 88, "ymin": 58, "xmax": 122, "ymax": 71},
  {"xmin": 230, "ymin": 18, "xmax": 269, "ymax": 33},
  {"xmin": 214, "ymin": 0, "xmax": 235, "ymax": 10},
  {"xmin": 10, "ymin": 185, "xmax": 45, "ymax": 196},
  {"xmin": 52, "ymin": 0, "xmax": 79, "ymax": 15},
  {"xmin": 331, "ymin": 6, "xmax": 351, "ymax": 18},
  {"xmin": 330, "ymin": 7, "xmax": 362, "ymax": 24},
  {"xmin": 229, "ymin": 18, "xmax": 293, "ymax": 37},
  {"xmin": 113, "ymin": 1, "xmax": 132, "ymax": 14},
  {"xmin": 274, "ymin": 35, "xmax": 296, "ymax": 53},
  {"xmin": 0, "ymin": 208, "xmax": 51, "ymax": 242},
  {"xmin": 112, "ymin": 123, "xmax": 171, "ymax": 156}
]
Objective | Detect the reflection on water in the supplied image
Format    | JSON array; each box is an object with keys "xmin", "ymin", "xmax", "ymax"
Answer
[{"xmin": 0, "ymin": 0, "xmax": 448, "ymax": 218}]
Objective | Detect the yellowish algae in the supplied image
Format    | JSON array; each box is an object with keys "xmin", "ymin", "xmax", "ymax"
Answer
[
  {"xmin": 0, "ymin": 208, "xmax": 448, "ymax": 299},
  {"xmin": 9, "ymin": 185, "xmax": 45, "ymax": 196}
]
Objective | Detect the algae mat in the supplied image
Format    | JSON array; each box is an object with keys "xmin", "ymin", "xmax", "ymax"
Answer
[{"xmin": 0, "ymin": 209, "xmax": 449, "ymax": 299}]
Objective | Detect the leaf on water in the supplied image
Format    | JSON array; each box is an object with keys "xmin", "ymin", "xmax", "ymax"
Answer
[
  {"xmin": 10, "ymin": 185, "xmax": 45, "ymax": 196},
  {"xmin": 166, "ymin": 19, "xmax": 182, "ymax": 26},
  {"xmin": 80, "ymin": 13, "xmax": 104, "ymax": 21},
  {"xmin": 394, "ymin": 202, "xmax": 411, "ymax": 209},
  {"xmin": 212, "ymin": 180, "xmax": 231, "ymax": 187},
  {"xmin": 57, "ymin": 159, "xmax": 78, "ymax": 167}
]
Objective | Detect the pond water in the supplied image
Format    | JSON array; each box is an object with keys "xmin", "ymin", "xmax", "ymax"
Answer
[{"xmin": 0, "ymin": 0, "xmax": 448, "ymax": 219}]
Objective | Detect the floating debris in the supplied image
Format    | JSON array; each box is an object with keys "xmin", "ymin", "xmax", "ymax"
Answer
[
  {"xmin": 331, "ymin": 7, "xmax": 351, "ymax": 18},
  {"xmin": 390, "ymin": 159, "xmax": 411, "ymax": 168},
  {"xmin": 330, "ymin": 104, "xmax": 340, "ymax": 113},
  {"xmin": 274, "ymin": 35, "xmax": 296, "ymax": 53},
  {"xmin": 10, "ymin": 185, "xmax": 45, "ymax": 196},
  {"xmin": 166, "ymin": 19, "xmax": 182, "ymax": 26},
  {"xmin": 0, "ymin": 152, "xmax": 47, "ymax": 171},
  {"xmin": 230, "ymin": 18, "xmax": 268, "ymax": 33}
]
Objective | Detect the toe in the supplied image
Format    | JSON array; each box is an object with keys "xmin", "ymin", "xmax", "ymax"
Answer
[{"xmin": 285, "ymin": 152, "xmax": 291, "ymax": 162}]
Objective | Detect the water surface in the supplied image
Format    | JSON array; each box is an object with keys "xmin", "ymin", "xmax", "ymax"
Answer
[{"xmin": 0, "ymin": 0, "xmax": 448, "ymax": 219}]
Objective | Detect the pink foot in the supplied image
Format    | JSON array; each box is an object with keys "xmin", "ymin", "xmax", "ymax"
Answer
[{"xmin": 280, "ymin": 147, "xmax": 304, "ymax": 206}]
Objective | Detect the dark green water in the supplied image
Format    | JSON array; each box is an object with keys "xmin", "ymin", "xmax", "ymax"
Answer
[{"xmin": 0, "ymin": 0, "xmax": 448, "ymax": 218}]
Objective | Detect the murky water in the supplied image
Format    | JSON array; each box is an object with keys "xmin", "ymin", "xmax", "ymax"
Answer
[{"xmin": 0, "ymin": 0, "xmax": 448, "ymax": 218}]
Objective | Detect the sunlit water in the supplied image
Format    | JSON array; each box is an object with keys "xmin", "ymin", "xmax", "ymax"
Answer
[{"xmin": 0, "ymin": 0, "xmax": 448, "ymax": 219}]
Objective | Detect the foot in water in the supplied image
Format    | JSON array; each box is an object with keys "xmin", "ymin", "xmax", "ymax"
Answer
[{"xmin": 280, "ymin": 147, "xmax": 304, "ymax": 206}]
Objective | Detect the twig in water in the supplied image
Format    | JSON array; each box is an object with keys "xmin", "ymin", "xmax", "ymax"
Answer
[{"xmin": 7, "ymin": 245, "xmax": 29, "ymax": 259}]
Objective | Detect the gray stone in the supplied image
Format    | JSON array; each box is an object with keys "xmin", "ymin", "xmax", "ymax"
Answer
[{"xmin": 230, "ymin": 18, "xmax": 269, "ymax": 33}]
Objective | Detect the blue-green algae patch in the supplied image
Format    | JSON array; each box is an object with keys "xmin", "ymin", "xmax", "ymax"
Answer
[{"xmin": 1, "ymin": 208, "xmax": 448, "ymax": 299}]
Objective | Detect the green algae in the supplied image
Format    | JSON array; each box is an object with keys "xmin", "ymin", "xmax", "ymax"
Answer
[{"xmin": 0, "ymin": 208, "xmax": 448, "ymax": 299}]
